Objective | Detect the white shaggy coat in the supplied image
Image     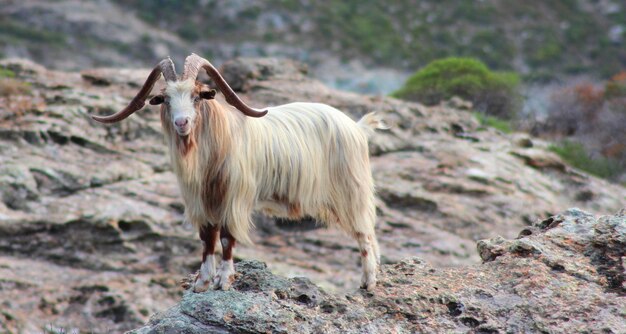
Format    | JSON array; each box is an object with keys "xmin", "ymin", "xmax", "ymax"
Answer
[{"xmin": 162, "ymin": 79, "xmax": 383, "ymax": 290}]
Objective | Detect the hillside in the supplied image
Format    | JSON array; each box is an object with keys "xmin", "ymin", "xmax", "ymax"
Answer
[
  {"xmin": 120, "ymin": 0, "xmax": 626, "ymax": 80},
  {"xmin": 0, "ymin": 57, "xmax": 624, "ymax": 332},
  {"xmin": 2, "ymin": 0, "xmax": 625, "ymax": 94}
]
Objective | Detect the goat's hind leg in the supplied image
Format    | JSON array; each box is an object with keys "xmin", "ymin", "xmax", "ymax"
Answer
[
  {"xmin": 355, "ymin": 230, "xmax": 378, "ymax": 291},
  {"xmin": 193, "ymin": 223, "xmax": 220, "ymax": 292},
  {"xmin": 372, "ymin": 234, "xmax": 381, "ymax": 265},
  {"xmin": 213, "ymin": 228, "xmax": 236, "ymax": 290}
]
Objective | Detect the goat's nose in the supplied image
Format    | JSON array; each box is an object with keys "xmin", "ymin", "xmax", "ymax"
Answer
[{"xmin": 175, "ymin": 118, "xmax": 189, "ymax": 127}]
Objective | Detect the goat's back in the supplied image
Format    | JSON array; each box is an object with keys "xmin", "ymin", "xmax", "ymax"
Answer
[{"xmin": 238, "ymin": 103, "xmax": 374, "ymax": 223}]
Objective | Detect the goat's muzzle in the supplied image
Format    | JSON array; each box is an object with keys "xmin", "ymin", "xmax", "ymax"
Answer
[{"xmin": 175, "ymin": 117, "xmax": 191, "ymax": 136}]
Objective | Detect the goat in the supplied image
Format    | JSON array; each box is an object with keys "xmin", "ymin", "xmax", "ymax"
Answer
[{"xmin": 92, "ymin": 54, "xmax": 385, "ymax": 291}]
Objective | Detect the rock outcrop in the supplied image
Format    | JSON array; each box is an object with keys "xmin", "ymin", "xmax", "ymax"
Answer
[
  {"xmin": 131, "ymin": 209, "xmax": 625, "ymax": 334},
  {"xmin": 0, "ymin": 57, "xmax": 624, "ymax": 332}
]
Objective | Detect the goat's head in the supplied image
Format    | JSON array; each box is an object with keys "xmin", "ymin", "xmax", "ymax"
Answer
[
  {"xmin": 91, "ymin": 54, "xmax": 267, "ymax": 137},
  {"xmin": 150, "ymin": 78, "xmax": 217, "ymax": 136}
]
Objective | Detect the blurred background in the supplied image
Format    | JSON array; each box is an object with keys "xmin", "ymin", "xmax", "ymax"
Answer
[
  {"xmin": 2, "ymin": 0, "xmax": 626, "ymax": 182},
  {"xmin": 1, "ymin": 0, "xmax": 625, "ymax": 332}
]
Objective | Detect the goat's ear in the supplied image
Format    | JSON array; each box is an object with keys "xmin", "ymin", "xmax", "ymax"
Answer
[
  {"xmin": 149, "ymin": 95, "xmax": 165, "ymax": 105},
  {"xmin": 199, "ymin": 89, "xmax": 217, "ymax": 100}
]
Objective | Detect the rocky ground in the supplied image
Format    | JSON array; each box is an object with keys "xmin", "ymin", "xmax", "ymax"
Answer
[
  {"xmin": 0, "ymin": 57, "xmax": 624, "ymax": 333},
  {"xmin": 132, "ymin": 209, "xmax": 626, "ymax": 334}
]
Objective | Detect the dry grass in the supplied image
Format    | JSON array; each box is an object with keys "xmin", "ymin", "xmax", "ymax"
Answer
[
  {"xmin": 0, "ymin": 96, "xmax": 47, "ymax": 120},
  {"xmin": 0, "ymin": 78, "xmax": 32, "ymax": 97},
  {"xmin": 0, "ymin": 78, "xmax": 47, "ymax": 120}
]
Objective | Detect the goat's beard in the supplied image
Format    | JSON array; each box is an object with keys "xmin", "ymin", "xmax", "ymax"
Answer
[
  {"xmin": 177, "ymin": 130, "xmax": 191, "ymax": 137},
  {"xmin": 176, "ymin": 130, "xmax": 196, "ymax": 156}
]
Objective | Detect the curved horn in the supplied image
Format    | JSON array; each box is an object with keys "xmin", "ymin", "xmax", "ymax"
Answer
[
  {"xmin": 160, "ymin": 57, "xmax": 178, "ymax": 82},
  {"xmin": 183, "ymin": 53, "xmax": 268, "ymax": 118},
  {"xmin": 92, "ymin": 58, "xmax": 177, "ymax": 124}
]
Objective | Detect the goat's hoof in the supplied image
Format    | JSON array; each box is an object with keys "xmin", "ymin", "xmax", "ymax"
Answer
[
  {"xmin": 193, "ymin": 279, "xmax": 212, "ymax": 293},
  {"xmin": 211, "ymin": 277, "xmax": 229, "ymax": 291},
  {"xmin": 212, "ymin": 273, "xmax": 234, "ymax": 291},
  {"xmin": 220, "ymin": 281, "xmax": 232, "ymax": 291},
  {"xmin": 360, "ymin": 276, "xmax": 377, "ymax": 292},
  {"xmin": 360, "ymin": 282, "xmax": 377, "ymax": 292}
]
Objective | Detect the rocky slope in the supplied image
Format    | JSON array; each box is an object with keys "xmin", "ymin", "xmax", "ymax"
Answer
[
  {"xmin": 131, "ymin": 208, "xmax": 626, "ymax": 334},
  {"xmin": 0, "ymin": 57, "xmax": 624, "ymax": 332}
]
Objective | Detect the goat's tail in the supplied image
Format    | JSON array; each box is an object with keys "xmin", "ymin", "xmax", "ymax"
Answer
[{"xmin": 357, "ymin": 112, "xmax": 389, "ymax": 138}]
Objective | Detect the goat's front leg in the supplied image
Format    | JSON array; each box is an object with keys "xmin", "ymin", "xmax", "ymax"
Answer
[
  {"xmin": 213, "ymin": 228, "xmax": 236, "ymax": 290},
  {"xmin": 193, "ymin": 224, "xmax": 220, "ymax": 292}
]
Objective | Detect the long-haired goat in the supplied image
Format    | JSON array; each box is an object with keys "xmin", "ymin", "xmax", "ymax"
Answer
[{"xmin": 92, "ymin": 54, "xmax": 385, "ymax": 291}]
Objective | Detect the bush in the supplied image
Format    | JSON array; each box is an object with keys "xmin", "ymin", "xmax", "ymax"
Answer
[
  {"xmin": 392, "ymin": 57, "xmax": 521, "ymax": 118},
  {"xmin": 0, "ymin": 68, "xmax": 15, "ymax": 78},
  {"xmin": 474, "ymin": 113, "xmax": 513, "ymax": 134},
  {"xmin": 0, "ymin": 20, "xmax": 66, "ymax": 46},
  {"xmin": 604, "ymin": 71, "xmax": 626, "ymax": 99},
  {"xmin": 544, "ymin": 83, "xmax": 604, "ymax": 136},
  {"xmin": 540, "ymin": 77, "xmax": 626, "ymax": 182},
  {"xmin": 177, "ymin": 22, "xmax": 201, "ymax": 41},
  {"xmin": 549, "ymin": 141, "xmax": 622, "ymax": 180}
]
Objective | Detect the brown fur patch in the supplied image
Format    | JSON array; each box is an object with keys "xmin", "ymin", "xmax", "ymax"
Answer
[
  {"xmin": 203, "ymin": 167, "xmax": 228, "ymax": 221},
  {"xmin": 201, "ymin": 101, "xmax": 232, "ymax": 222},
  {"xmin": 272, "ymin": 194, "xmax": 302, "ymax": 219},
  {"xmin": 288, "ymin": 202, "xmax": 302, "ymax": 218},
  {"xmin": 361, "ymin": 250, "xmax": 368, "ymax": 257},
  {"xmin": 177, "ymin": 134, "xmax": 196, "ymax": 156},
  {"xmin": 220, "ymin": 229, "xmax": 236, "ymax": 260},
  {"xmin": 200, "ymin": 224, "xmax": 220, "ymax": 261}
]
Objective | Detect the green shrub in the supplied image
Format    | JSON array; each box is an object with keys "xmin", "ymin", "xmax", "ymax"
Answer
[
  {"xmin": 177, "ymin": 22, "xmax": 201, "ymax": 41},
  {"xmin": 392, "ymin": 57, "xmax": 521, "ymax": 118},
  {"xmin": 474, "ymin": 113, "xmax": 513, "ymax": 134},
  {"xmin": 465, "ymin": 30, "xmax": 516, "ymax": 70},
  {"xmin": 605, "ymin": 81, "xmax": 626, "ymax": 99},
  {"xmin": 0, "ymin": 20, "xmax": 66, "ymax": 46},
  {"xmin": 549, "ymin": 141, "xmax": 622, "ymax": 180},
  {"xmin": 529, "ymin": 40, "xmax": 562, "ymax": 66},
  {"xmin": 0, "ymin": 68, "xmax": 15, "ymax": 78},
  {"xmin": 604, "ymin": 72, "xmax": 626, "ymax": 99}
]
